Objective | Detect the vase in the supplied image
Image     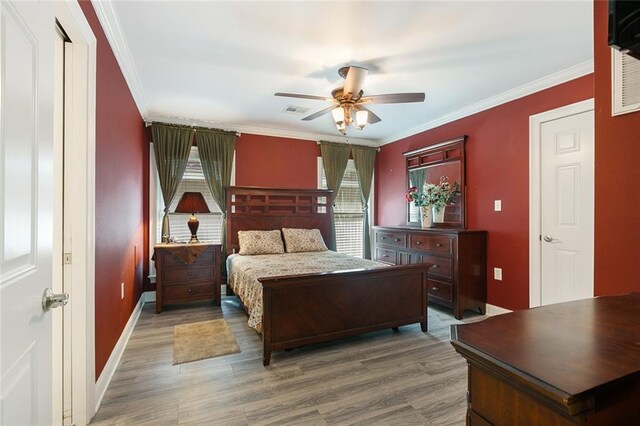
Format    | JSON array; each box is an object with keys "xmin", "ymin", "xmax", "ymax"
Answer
[
  {"xmin": 420, "ymin": 206, "xmax": 433, "ymax": 228},
  {"xmin": 432, "ymin": 205, "xmax": 445, "ymax": 223}
]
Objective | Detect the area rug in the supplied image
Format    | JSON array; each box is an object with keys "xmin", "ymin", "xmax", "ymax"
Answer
[{"xmin": 173, "ymin": 319, "xmax": 240, "ymax": 365}]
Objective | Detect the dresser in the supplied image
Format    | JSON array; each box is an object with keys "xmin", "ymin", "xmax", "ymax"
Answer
[
  {"xmin": 451, "ymin": 294, "xmax": 640, "ymax": 425},
  {"xmin": 372, "ymin": 226, "xmax": 486, "ymax": 319},
  {"xmin": 154, "ymin": 243, "xmax": 221, "ymax": 313}
]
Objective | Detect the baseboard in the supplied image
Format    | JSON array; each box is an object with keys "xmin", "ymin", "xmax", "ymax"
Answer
[
  {"xmin": 143, "ymin": 290, "xmax": 156, "ymax": 302},
  {"xmin": 94, "ymin": 294, "xmax": 145, "ymax": 412},
  {"xmin": 485, "ymin": 303, "xmax": 513, "ymax": 316}
]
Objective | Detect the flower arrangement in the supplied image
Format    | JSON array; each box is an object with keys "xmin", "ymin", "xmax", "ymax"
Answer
[{"xmin": 405, "ymin": 176, "xmax": 461, "ymax": 213}]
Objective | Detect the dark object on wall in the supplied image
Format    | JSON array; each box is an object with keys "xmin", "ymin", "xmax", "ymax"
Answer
[{"xmin": 609, "ymin": 1, "xmax": 640, "ymax": 59}]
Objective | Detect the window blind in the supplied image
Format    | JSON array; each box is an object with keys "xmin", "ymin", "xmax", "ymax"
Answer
[
  {"xmin": 157, "ymin": 147, "xmax": 223, "ymax": 244},
  {"xmin": 321, "ymin": 159, "xmax": 364, "ymax": 258}
]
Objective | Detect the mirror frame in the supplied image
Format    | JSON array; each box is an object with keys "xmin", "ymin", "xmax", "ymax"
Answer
[{"xmin": 404, "ymin": 135, "xmax": 467, "ymax": 228}]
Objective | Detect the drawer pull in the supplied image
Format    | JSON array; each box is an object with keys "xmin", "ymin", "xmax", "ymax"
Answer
[
  {"xmin": 394, "ymin": 238, "xmax": 401, "ymax": 242},
  {"xmin": 416, "ymin": 241, "xmax": 422, "ymax": 245},
  {"xmin": 381, "ymin": 237, "xmax": 386, "ymax": 240},
  {"xmin": 431, "ymin": 286, "xmax": 439, "ymax": 291},
  {"xmin": 187, "ymin": 288, "xmax": 193, "ymax": 293},
  {"xmin": 436, "ymin": 243, "xmax": 443, "ymax": 247},
  {"xmin": 382, "ymin": 254, "xmax": 389, "ymax": 258},
  {"xmin": 431, "ymin": 264, "xmax": 440, "ymax": 269},
  {"xmin": 187, "ymin": 272, "xmax": 192, "ymax": 277}
]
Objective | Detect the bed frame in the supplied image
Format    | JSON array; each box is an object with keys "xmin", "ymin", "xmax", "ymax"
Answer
[{"xmin": 226, "ymin": 186, "xmax": 431, "ymax": 366}]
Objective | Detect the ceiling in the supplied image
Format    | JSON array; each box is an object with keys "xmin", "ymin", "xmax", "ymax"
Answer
[{"xmin": 96, "ymin": 1, "xmax": 593, "ymax": 145}]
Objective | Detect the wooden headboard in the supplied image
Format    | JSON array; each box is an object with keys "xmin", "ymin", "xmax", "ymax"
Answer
[{"xmin": 225, "ymin": 186, "xmax": 333, "ymax": 255}]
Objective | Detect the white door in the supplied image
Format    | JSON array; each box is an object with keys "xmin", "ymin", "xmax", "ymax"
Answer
[
  {"xmin": 540, "ymin": 109, "xmax": 594, "ymax": 305},
  {"xmin": 1, "ymin": 1, "xmax": 56, "ymax": 424}
]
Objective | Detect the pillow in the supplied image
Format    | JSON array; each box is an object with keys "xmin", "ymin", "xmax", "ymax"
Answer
[
  {"xmin": 237, "ymin": 230, "xmax": 285, "ymax": 255},
  {"xmin": 282, "ymin": 228, "xmax": 328, "ymax": 253}
]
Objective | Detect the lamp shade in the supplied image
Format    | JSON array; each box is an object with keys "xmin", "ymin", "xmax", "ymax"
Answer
[{"xmin": 174, "ymin": 192, "xmax": 210, "ymax": 214}]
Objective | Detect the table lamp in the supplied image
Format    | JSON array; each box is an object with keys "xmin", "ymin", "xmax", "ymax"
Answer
[{"xmin": 174, "ymin": 192, "xmax": 210, "ymax": 243}]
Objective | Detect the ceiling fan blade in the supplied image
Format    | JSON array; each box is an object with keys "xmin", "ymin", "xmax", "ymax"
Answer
[
  {"xmin": 343, "ymin": 66, "xmax": 368, "ymax": 97},
  {"xmin": 360, "ymin": 93, "xmax": 426, "ymax": 104},
  {"xmin": 302, "ymin": 105, "xmax": 336, "ymax": 121},
  {"xmin": 355, "ymin": 105, "xmax": 382, "ymax": 124},
  {"xmin": 274, "ymin": 92, "xmax": 332, "ymax": 101}
]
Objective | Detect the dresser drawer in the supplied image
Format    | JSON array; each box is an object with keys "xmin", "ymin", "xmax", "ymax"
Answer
[
  {"xmin": 409, "ymin": 234, "xmax": 453, "ymax": 255},
  {"xmin": 375, "ymin": 247, "xmax": 396, "ymax": 264},
  {"xmin": 425, "ymin": 255, "xmax": 453, "ymax": 280},
  {"xmin": 428, "ymin": 280, "xmax": 453, "ymax": 302},
  {"xmin": 163, "ymin": 283, "xmax": 214, "ymax": 303},
  {"xmin": 163, "ymin": 267, "xmax": 214, "ymax": 284},
  {"xmin": 161, "ymin": 247, "xmax": 215, "ymax": 267},
  {"xmin": 375, "ymin": 231, "xmax": 407, "ymax": 248}
]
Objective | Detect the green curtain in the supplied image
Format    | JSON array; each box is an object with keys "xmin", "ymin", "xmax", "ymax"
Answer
[
  {"xmin": 151, "ymin": 123, "xmax": 194, "ymax": 243},
  {"xmin": 320, "ymin": 141, "xmax": 351, "ymax": 251},
  {"xmin": 195, "ymin": 129, "xmax": 236, "ymax": 265},
  {"xmin": 352, "ymin": 145, "xmax": 377, "ymax": 259}
]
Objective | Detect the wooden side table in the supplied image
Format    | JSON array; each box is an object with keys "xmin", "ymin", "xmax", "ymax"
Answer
[{"xmin": 153, "ymin": 243, "xmax": 222, "ymax": 313}]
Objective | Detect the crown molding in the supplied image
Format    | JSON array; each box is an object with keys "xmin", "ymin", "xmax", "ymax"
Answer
[
  {"xmin": 91, "ymin": 0, "xmax": 148, "ymax": 117},
  {"xmin": 378, "ymin": 60, "xmax": 594, "ymax": 146},
  {"xmin": 145, "ymin": 115, "xmax": 378, "ymax": 147}
]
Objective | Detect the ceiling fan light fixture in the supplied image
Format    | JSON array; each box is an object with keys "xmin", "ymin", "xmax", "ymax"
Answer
[
  {"xmin": 355, "ymin": 109, "xmax": 368, "ymax": 130},
  {"xmin": 331, "ymin": 107, "xmax": 345, "ymax": 126}
]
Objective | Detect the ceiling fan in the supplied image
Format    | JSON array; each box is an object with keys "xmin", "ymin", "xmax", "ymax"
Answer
[{"xmin": 275, "ymin": 66, "xmax": 425, "ymax": 135}]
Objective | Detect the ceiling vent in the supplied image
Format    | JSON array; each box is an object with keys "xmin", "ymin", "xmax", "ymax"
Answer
[
  {"xmin": 283, "ymin": 105, "xmax": 310, "ymax": 115},
  {"xmin": 612, "ymin": 50, "xmax": 640, "ymax": 116}
]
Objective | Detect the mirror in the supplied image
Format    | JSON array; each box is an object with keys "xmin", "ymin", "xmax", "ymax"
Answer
[{"xmin": 405, "ymin": 136, "xmax": 466, "ymax": 228}]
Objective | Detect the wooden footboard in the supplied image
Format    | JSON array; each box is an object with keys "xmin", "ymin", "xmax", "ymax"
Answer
[{"xmin": 258, "ymin": 263, "xmax": 431, "ymax": 366}]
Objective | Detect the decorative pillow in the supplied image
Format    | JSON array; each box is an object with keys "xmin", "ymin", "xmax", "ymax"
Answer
[
  {"xmin": 282, "ymin": 228, "xmax": 328, "ymax": 253},
  {"xmin": 238, "ymin": 230, "xmax": 285, "ymax": 255}
]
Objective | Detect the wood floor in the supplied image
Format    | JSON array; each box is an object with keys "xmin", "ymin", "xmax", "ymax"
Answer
[{"xmin": 91, "ymin": 296, "xmax": 484, "ymax": 425}]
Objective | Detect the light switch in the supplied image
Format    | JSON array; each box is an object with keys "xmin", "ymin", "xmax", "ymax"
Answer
[
  {"xmin": 494, "ymin": 267, "xmax": 503, "ymax": 281},
  {"xmin": 494, "ymin": 200, "xmax": 502, "ymax": 211}
]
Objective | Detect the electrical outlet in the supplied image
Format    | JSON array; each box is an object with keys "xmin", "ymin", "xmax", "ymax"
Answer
[
  {"xmin": 121, "ymin": 282, "xmax": 125, "ymax": 300},
  {"xmin": 494, "ymin": 267, "xmax": 503, "ymax": 281},
  {"xmin": 494, "ymin": 200, "xmax": 502, "ymax": 211}
]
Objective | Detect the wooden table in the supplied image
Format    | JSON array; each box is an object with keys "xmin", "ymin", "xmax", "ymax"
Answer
[{"xmin": 451, "ymin": 293, "xmax": 640, "ymax": 425}]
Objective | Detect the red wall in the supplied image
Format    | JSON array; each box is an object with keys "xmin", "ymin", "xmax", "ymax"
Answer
[
  {"xmin": 235, "ymin": 133, "xmax": 320, "ymax": 189},
  {"xmin": 593, "ymin": 0, "xmax": 640, "ymax": 296},
  {"xmin": 375, "ymin": 75, "xmax": 594, "ymax": 310},
  {"xmin": 79, "ymin": 0, "xmax": 148, "ymax": 380}
]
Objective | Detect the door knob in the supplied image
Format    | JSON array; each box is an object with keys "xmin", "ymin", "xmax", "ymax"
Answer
[
  {"xmin": 543, "ymin": 235, "xmax": 554, "ymax": 242},
  {"xmin": 42, "ymin": 288, "xmax": 69, "ymax": 312}
]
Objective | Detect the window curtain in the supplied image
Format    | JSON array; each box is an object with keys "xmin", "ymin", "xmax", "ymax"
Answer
[
  {"xmin": 351, "ymin": 145, "xmax": 377, "ymax": 259},
  {"xmin": 195, "ymin": 129, "xmax": 236, "ymax": 265},
  {"xmin": 151, "ymin": 123, "xmax": 194, "ymax": 243},
  {"xmin": 320, "ymin": 141, "xmax": 351, "ymax": 251},
  {"xmin": 410, "ymin": 168, "xmax": 427, "ymax": 192}
]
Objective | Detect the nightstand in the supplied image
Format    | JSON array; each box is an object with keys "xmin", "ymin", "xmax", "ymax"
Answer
[{"xmin": 153, "ymin": 243, "xmax": 222, "ymax": 313}]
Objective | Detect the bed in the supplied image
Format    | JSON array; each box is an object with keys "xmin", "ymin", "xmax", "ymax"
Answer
[{"xmin": 225, "ymin": 186, "xmax": 432, "ymax": 366}]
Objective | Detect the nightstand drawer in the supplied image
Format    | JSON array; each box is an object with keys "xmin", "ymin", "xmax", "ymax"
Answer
[
  {"xmin": 409, "ymin": 234, "xmax": 453, "ymax": 255},
  {"xmin": 163, "ymin": 267, "xmax": 214, "ymax": 284},
  {"xmin": 428, "ymin": 280, "xmax": 452, "ymax": 302},
  {"xmin": 163, "ymin": 283, "xmax": 214, "ymax": 302},
  {"xmin": 375, "ymin": 247, "xmax": 396, "ymax": 264},
  {"xmin": 375, "ymin": 231, "xmax": 407, "ymax": 248},
  {"xmin": 161, "ymin": 247, "xmax": 215, "ymax": 267}
]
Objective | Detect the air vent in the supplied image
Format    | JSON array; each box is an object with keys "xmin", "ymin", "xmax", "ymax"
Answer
[
  {"xmin": 612, "ymin": 49, "xmax": 640, "ymax": 116},
  {"xmin": 283, "ymin": 105, "xmax": 310, "ymax": 114}
]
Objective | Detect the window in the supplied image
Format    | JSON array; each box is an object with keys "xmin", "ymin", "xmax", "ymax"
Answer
[
  {"xmin": 319, "ymin": 158, "xmax": 364, "ymax": 257},
  {"xmin": 154, "ymin": 147, "xmax": 224, "ymax": 244}
]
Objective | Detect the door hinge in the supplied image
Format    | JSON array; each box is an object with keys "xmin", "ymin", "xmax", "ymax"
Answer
[
  {"xmin": 539, "ymin": 234, "xmax": 542, "ymax": 241},
  {"xmin": 64, "ymin": 253, "xmax": 72, "ymax": 265}
]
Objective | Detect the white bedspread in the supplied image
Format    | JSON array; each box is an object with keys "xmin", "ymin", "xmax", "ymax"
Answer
[{"xmin": 227, "ymin": 251, "xmax": 385, "ymax": 332}]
